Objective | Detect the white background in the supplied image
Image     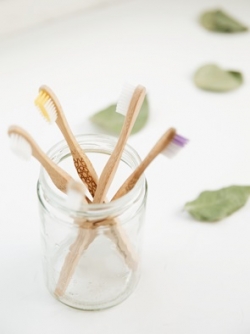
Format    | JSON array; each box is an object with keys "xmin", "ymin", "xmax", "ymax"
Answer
[
  {"xmin": 0, "ymin": 0, "xmax": 123, "ymax": 37},
  {"xmin": 1, "ymin": 0, "xmax": 250, "ymax": 333}
]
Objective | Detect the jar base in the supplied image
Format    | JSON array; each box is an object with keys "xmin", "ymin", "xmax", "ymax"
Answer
[{"xmin": 48, "ymin": 273, "xmax": 140, "ymax": 311}]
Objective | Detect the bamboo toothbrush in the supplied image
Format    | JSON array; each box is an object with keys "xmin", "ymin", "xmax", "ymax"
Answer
[
  {"xmin": 93, "ymin": 83, "xmax": 146, "ymax": 203},
  {"xmin": 105, "ymin": 128, "xmax": 188, "ymax": 263},
  {"xmin": 8, "ymin": 126, "xmax": 95, "ymax": 298},
  {"xmin": 112, "ymin": 128, "xmax": 189, "ymax": 200},
  {"xmin": 8, "ymin": 125, "xmax": 74, "ymax": 193},
  {"xmin": 89, "ymin": 84, "xmax": 146, "ymax": 270},
  {"xmin": 85, "ymin": 83, "xmax": 146, "ymax": 268},
  {"xmin": 34, "ymin": 85, "xmax": 98, "ymax": 197}
]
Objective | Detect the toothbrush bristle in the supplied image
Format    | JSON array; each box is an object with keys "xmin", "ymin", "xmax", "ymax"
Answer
[
  {"xmin": 66, "ymin": 188, "xmax": 84, "ymax": 210},
  {"xmin": 66, "ymin": 180, "xmax": 88, "ymax": 210},
  {"xmin": 162, "ymin": 134, "xmax": 189, "ymax": 158},
  {"xmin": 116, "ymin": 83, "xmax": 136, "ymax": 116},
  {"xmin": 34, "ymin": 91, "xmax": 57, "ymax": 123},
  {"xmin": 172, "ymin": 134, "xmax": 189, "ymax": 147},
  {"xmin": 9, "ymin": 133, "xmax": 32, "ymax": 160}
]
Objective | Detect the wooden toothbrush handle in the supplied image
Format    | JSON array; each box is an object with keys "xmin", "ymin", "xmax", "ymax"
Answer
[
  {"xmin": 112, "ymin": 127, "xmax": 176, "ymax": 200},
  {"xmin": 54, "ymin": 228, "xmax": 96, "ymax": 298},
  {"xmin": 105, "ymin": 224, "xmax": 139, "ymax": 270},
  {"xmin": 57, "ymin": 116, "xmax": 98, "ymax": 197}
]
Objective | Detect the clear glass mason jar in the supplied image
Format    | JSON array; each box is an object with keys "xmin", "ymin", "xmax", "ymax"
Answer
[{"xmin": 37, "ymin": 134, "xmax": 148, "ymax": 310}]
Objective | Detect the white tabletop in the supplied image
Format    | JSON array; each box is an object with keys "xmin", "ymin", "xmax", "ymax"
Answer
[{"xmin": 1, "ymin": 0, "xmax": 250, "ymax": 333}]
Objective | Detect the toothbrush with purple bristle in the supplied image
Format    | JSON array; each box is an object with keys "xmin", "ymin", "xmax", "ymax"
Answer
[{"xmin": 111, "ymin": 128, "xmax": 189, "ymax": 201}]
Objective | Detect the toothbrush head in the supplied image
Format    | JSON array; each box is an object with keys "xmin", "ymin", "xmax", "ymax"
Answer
[
  {"xmin": 34, "ymin": 85, "xmax": 58, "ymax": 123},
  {"xmin": 116, "ymin": 83, "xmax": 146, "ymax": 117},
  {"xmin": 162, "ymin": 133, "xmax": 189, "ymax": 158},
  {"xmin": 66, "ymin": 179, "xmax": 88, "ymax": 210},
  {"xmin": 116, "ymin": 83, "xmax": 137, "ymax": 116},
  {"xmin": 8, "ymin": 127, "xmax": 32, "ymax": 160}
]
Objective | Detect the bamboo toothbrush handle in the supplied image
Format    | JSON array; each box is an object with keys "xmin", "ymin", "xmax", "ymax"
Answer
[
  {"xmin": 56, "ymin": 116, "xmax": 98, "ymax": 195},
  {"xmin": 105, "ymin": 224, "xmax": 139, "ymax": 270},
  {"xmin": 112, "ymin": 128, "xmax": 176, "ymax": 200},
  {"xmin": 54, "ymin": 228, "xmax": 96, "ymax": 297},
  {"xmin": 33, "ymin": 149, "xmax": 72, "ymax": 193}
]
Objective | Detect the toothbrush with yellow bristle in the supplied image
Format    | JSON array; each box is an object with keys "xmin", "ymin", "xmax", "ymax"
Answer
[{"xmin": 34, "ymin": 85, "xmax": 98, "ymax": 198}]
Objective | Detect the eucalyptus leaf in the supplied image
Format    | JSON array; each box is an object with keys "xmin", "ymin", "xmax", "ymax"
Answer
[
  {"xmin": 90, "ymin": 96, "xmax": 149, "ymax": 135},
  {"xmin": 185, "ymin": 185, "xmax": 250, "ymax": 222},
  {"xmin": 194, "ymin": 64, "xmax": 243, "ymax": 92},
  {"xmin": 200, "ymin": 9, "xmax": 248, "ymax": 33}
]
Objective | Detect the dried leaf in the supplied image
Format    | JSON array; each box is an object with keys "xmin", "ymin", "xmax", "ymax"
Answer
[
  {"xmin": 200, "ymin": 9, "xmax": 248, "ymax": 33},
  {"xmin": 89, "ymin": 96, "xmax": 149, "ymax": 135},
  {"xmin": 194, "ymin": 64, "xmax": 243, "ymax": 92},
  {"xmin": 185, "ymin": 185, "xmax": 250, "ymax": 222}
]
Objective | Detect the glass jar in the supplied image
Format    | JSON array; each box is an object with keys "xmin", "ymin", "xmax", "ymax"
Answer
[{"xmin": 37, "ymin": 134, "xmax": 147, "ymax": 310}]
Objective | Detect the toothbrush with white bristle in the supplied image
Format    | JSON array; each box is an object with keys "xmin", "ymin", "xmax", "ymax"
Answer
[
  {"xmin": 93, "ymin": 83, "xmax": 146, "ymax": 203},
  {"xmin": 8, "ymin": 125, "xmax": 75, "ymax": 193},
  {"xmin": 112, "ymin": 128, "xmax": 189, "ymax": 200},
  {"xmin": 7, "ymin": 129, "xmax": 95, "ymax": 298},
  {"xmin": 91, "ymin": 83, "xmax": 146, "ymax": 268}
]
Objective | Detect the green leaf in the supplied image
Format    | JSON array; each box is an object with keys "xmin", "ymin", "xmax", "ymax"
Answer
[
  {"xmin": 194, "ymin": 64, "xmax": 243, "ymax": 92},
  {"xmin": 200, "ymin": 9, "xmax": 248, "ymax": 33},
  {"xmin": 184, "ymin": 185, "xmax": 250, "ymax": 222},
  {"xmin": 89, "ymin": 96, "xmax": 149, "ymax": 135}
]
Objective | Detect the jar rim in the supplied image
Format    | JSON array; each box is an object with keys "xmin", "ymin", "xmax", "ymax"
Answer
[{"xmin": 37, "ymin": 133, "xmax": 146, "ymax": 218}]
